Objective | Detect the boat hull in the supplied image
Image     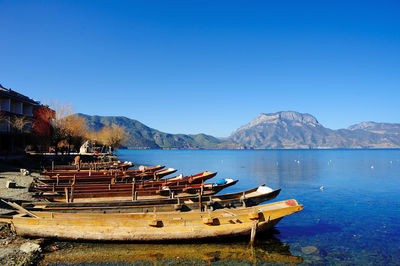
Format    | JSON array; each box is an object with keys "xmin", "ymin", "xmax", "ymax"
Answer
[
  {"xmin": 11, "ymin": 200, "xmax": 302, "ymax": 241},
  {"xmin": 32, "ymin": 171, "xmax": 217, "ymax": 192},
  {"xmin": 26, "ymin": 187, "xmax": 281, "ymax": 213},
  {"xmin": 36, "ymin": 180, "xmax": 239, "ymax": 203}
]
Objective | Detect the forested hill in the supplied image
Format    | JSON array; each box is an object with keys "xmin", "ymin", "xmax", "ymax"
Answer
[{"xmin": 78, "ymin": 113, "xmax": 243, "ymax": 149}]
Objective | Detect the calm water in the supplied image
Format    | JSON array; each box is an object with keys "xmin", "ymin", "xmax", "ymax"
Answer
[{"xmin": 43, "ymin": 149, "xmax": 400, "ymax": 265}]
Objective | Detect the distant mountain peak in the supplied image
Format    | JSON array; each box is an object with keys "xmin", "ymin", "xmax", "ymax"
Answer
[
  {"xmin": 270, "ymin": 111, "xmax": 318, "ymax": 124},
  {"xmin": 229, "ymin": 111, "xmax": 400, "ymax": 149},
  {"xmin": 348, "ymin": 121, "xmax": 378, "ymax": 130},
  {"xmin": 236, "ymin": 111, "xmax": 320, "ymax": 133},
  {"xmin": 348, "ymin": 121, "xmax": 400, "ymax": 135}
]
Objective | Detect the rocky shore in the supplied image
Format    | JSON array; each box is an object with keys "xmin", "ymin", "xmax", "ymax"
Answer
[
  {"xmin": 0, "ymin": 154, "xmax": 117, "ymax": 265},
  {"xmin": 0, "ymin": 160, "xmax": 43, "ymax": 265}
]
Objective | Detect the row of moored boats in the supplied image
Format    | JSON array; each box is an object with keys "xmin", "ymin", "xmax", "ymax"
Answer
[{"xmin": 1, "ymin": 159, "xmax": 303, "ymax": 242}]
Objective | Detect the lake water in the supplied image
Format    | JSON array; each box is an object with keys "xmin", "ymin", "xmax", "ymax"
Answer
[{"xmin": 43, "ymin": 149, "xmax": 400, "ymax": 265}]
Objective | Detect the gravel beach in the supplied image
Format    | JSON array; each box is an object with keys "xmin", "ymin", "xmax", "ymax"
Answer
[
  {"xmin": 0, "ymin": 170, "xmax": 39, "ymax": 214},
  {"xmin": 0, "ymin": 161, "xmax": 44, "ymax": 265}
]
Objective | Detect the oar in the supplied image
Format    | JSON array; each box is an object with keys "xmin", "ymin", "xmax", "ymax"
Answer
[{"xmin": 0, "ymin": 199, "xmax": 39, "ymax": 218}]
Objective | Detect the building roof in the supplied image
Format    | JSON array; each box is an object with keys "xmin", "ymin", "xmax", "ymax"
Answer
[{"xmin": 0, "ymin": 84, "xmax": 39, "ymax": 105}]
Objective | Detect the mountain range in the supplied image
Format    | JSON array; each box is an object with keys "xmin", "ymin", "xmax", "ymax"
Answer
[
  {"xmin": 228, "ymin": 112, "xmax": 400, "ymax": 149},
  {"xmin": 78, "ymin": 114, "xmax": 242, "ymax": 149},
  {"xmin": 78, "ymin": 111, "xmax": 400, "ymax": 149}
]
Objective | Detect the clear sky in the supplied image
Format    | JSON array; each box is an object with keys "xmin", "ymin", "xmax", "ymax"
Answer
[{"xmin": 1, "ymin": 0, "xmax": 399, "ymax": 137}]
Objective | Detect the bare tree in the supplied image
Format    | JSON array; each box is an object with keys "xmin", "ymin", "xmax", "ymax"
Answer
[
  {"xmin": 10, "ymin": 116, "xmax": 31, "ymax": 133},
  {"xmin": 5, "ymin": 115, "xmax": 31, "ymax": 153},
  {"xmin": 49, "ymin": 102, "xmax": 88, "ymax": 153},
  {"xmin": 91, "ymin": 124, "xmax": 128, "ymax": 152}
]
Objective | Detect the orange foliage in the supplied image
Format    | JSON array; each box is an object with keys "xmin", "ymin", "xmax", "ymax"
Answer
[
  {"xmin": 87, "ymin": 124, "xmax": 128, "ymax": 149},
  {"xmin": 59, "ymin": 114, "xmax": 88, "ymax": 139},
  {"xmin": 33, "ymin": 105, "xmax": 55, "ymax": 136}
]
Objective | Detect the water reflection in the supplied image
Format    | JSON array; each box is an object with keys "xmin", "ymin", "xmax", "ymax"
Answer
[
  {"xmin": 112, "ymin": 149, "xmax": 400, "ymax": 265},
  {"xmin": 227, "ymin": 150, "xmax": 323, "ymax": 187},
  {"xmin": 42, "ymin": 234, "xmax": 302, "ymax": 265},
  {"xmin": 117, "ymin": 150, "xmax": 324, "ymax": 189}
]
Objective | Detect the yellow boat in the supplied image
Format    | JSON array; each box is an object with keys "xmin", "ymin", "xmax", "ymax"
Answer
[{"xmin": 3, "ymin": 199, "xmax": 302, "ymax": 241}]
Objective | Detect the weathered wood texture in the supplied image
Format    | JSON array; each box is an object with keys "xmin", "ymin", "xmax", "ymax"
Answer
[
  {"xmin": 11, "ymin": 199, "xmax": 303, "ymax": 241},
  {"xmin": 26, "ymin": 186, "xmax": 281, "ymax": 213}
]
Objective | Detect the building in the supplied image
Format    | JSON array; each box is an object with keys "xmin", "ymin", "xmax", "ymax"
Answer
[
  {"xmin": 0, "ymin": 84, "xmax": 39, "ymax": 133},
  {"xmin": 0, "ymin": 84, "xmax": 53, "ymax": 154}
]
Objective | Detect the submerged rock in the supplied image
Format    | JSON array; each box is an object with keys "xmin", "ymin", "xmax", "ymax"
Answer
[{"xmin": 301, "ymin": 246, "xmax": 319, "ymax": 255}]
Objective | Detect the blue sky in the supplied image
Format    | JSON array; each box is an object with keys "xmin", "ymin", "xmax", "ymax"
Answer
[{"xmin": 1, "ymin": 0, "xmax": 399, "ymax": 137}]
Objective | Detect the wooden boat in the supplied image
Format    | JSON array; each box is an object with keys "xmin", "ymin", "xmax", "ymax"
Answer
[
  {"xmin": 4, "ymin": 199, "xmax": 303, "ymax": 241},
  {"xmin": 25, "ymin": 185, "xmax": 281, "ymax": 213},
  {"xmin": 38, "ymin": 167, "xmax": 177, "ymax": 184},
  {"xmin": 31, "ymin": 171, "xmax": 217, "ymax": 192},
  {"xmin": 33, "ymin": 179, "xmax": 239, "ymax": 202},
  {"xmin": 43, "ymin": 165, "xmax": 166, "ymax": 178},
  {"xmin": 49, "ymin": 161, "xmax": 134, "ymax": 171}
]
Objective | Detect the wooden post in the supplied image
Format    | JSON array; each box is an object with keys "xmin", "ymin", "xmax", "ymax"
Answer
[
  {"xmin": 70, "ymin": 185, "xmax": 74, "ymax": 203},
  {"xmin": 65, "ymin": 187, "xmax": 69, "ymax": 203},
  {"xmin": 199, "ymin": 180, "xmax": 204, "ymax": 210},
  {"xmin": 250, "ymin": 221, "xmax": 258, "ymax": 246},
  {"xmin": 132, "ymin": 180, "xmax": 136, "ymax": 201}
]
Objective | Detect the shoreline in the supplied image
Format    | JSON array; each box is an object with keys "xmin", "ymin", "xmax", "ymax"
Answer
[
  {"xmin": 0, "ymin": 160, "xmax": 42, "ymax": 265},
  {"xmin": 0, "ymin": 153, "xmax": 117, "ymax": 265}
]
